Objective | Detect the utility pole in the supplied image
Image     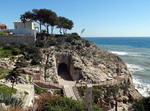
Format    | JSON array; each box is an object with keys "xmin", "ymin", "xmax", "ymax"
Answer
[{"xmin": 85, "ymin": 84, "xmax": 93, "ymax": 111}]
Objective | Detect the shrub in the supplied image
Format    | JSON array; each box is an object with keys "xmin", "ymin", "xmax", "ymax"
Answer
[
  {"xmin": 131, "ymin": 97, "xmax": 150, "ymax": 111},
  {"xmin": 9, "ymin": 106, "xmax": 25, "ymax": 111},
  {"xmin": 17, "ymin": 44, "xmax": 42, "ymax": 65},
  {"xmin": 15, "ymin": 57, "xmax": 28, "ymax": 67},
  {"xmin": 44, "ymin": 97, "xmax": 85, "ymax": 111},
  {"xmin": 3, "ymin": 44, "xmax": 14, "ymax": 50},
  {"xmin": 53, "ymin": 89, "xmax": 63, "ymax": 96},
  {"xmin": 0, "ymin": 46, "xmax": 13, "ymax": 58},
  {"xmin": 12, "ymin": 48, "xmax": 21, "ymax": 55},
  {"xmin": 0, "ymin": 32, "xmax": 10, "ymax": 35},
  {"xmin": 85, "ymin": 40, "xmax": 91, "ymax": 47},
  {"xmin": 0, "ymin": 84, "xmax": 17, "ymax": 94},
  {"xmin": 49, "ymin": 40, "xmax": 56, "ymax": 46},
  {"xmin": 30, "ymin": 93, "xmax": 101, "ymax": 111},
  {"xmin": 0, "ymin": 67, "xmax": 11, "ymax": 79},
  {"xmin": 31, "ymin": 93, "xmax": 55, "ymax": 111},
  {"xmin": 35, "ymin": 40, "xmax": 45, "ymax": 47},
  {"xmin": 65, "ymin": 37, "xmax": 73, "ymax": 43},
  {"xmin": 0, "ymin": 92, "xmax": 23, "ymax": 106},
  {"xmin": 70, "ymin": 33, "xmax": 81, "ymax": 40},
  {"xmin": 34, "ymin": 86, "xmax": 48, "ymax": 94}
]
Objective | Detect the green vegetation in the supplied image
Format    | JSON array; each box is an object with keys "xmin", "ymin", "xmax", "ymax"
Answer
[
  {"xmin": 28, "ymin": 75, "xmax": 32, "ymax": 83},
  {"xmin": 78, "ymin": 83, "xmax": 130, "ymax": 110},
  {"xmin": 57, "ymin": 16, "xmax": 74, "ymax": 34},
  {"xmin": 36, "ymin": 33, "xmax": 81, "ymax": 49},
  {"xmin": 0, "ymin": 67, "xmax": 11, "ymax": 79},
  {"xmin": 45, "ymin": 97, "xmax": 102, "ymax": 111},
  {"xmin": 34, "ymin": 86, "xmax": 48, "ymax": 94},
  {"xmin": 0, "ymin": 83, "xmax": 17, "ymax": 94},
  {"xmin": 0, "ymin": 32, "xmax": 10, "ymax": 35},
  {"xmin": 0, "ymin": 44, "xmax": 42, "ymax": 65},
  {"xmin": 44, "ymin": 97, "xmax": 85, "ymax": 111},
  {"xmin": 0, "ymin": 46, "xmax": 14, "ymax": 58},
  {"xmin": 21, "ymin": 9, "xmax": 74, "ymax": 34},
  {"xmin": 0, "ymin": 92, "xmax": 23, "ymax": 106},
  {"xmin": 31, "ymin": 93, "xmax": 102, "ymax": 111},
  {"xmin": 24, "ymin": 91, "xmax": 29, "ymax": 95},
  {"xmin": 131, "ymin": 97, "xmax": 150, "ymax": 111},
  {"xmin": 53, "ymin": 89, "xmax": 62, "ymax": 96}
]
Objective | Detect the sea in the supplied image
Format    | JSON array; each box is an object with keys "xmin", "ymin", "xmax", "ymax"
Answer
[{"xmin": 83, "ymin": 37, "xmax": 150, "ymax": 97}]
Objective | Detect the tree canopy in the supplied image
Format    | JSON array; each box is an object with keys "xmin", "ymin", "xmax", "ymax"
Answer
[
  {"xmin": 20, "ymin": 8, "xmax": 74, "ymax": 34},
  {"xmin": 57, "ymin": 17, "xmax": 74, "ymax": 34}
]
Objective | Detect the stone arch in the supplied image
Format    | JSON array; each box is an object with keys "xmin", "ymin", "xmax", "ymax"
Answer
[
  {"xmin": 57, "ymin": 63, "xmax": 72, "ymax": 80},
  {"xmin": 55, "ymin": 53, "xmax": 83, "ymax": 81}
]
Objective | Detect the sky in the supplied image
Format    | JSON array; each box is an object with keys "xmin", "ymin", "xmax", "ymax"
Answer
[{"xmin": 1, "ymin": 0, "xmax": 150, "ymax": 37}]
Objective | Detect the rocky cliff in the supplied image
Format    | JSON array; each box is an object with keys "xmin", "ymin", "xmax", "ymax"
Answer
[
  {"xmin": 0, "ymin": 35, "xmax": 141, "ymax": 110},
  {"xmin": 39, "ymin": 36, "xmax": 130, "ymax": 83},
  {"xmin": 38, "ymin": 35, "xmax": 142, "ymax": 110}
]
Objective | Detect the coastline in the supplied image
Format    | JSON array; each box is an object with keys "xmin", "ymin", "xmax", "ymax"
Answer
[{"xmin": 83, "ymin": 37, "xmax": 150, "ymax": 97}]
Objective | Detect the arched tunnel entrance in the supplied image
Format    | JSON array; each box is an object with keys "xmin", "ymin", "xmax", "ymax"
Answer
[{"xmin": 58, "ymin": 63, "xmax": 73, "ymax": 81}]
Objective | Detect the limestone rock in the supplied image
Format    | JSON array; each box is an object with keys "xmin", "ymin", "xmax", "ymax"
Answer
[
  {"xmin": 0, "ymin": 103, "xmax": 8, "ymax": 111},
  {"xmin": 39, "ymin": 37, "xmax": 131, "ymax": 84}
]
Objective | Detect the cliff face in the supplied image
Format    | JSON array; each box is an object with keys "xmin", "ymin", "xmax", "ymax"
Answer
[
  {"xmin": 40, "ymin": 36, "xmax": 130, "ymax": 83},
  {"xmin": 0, "ymin": 36, "xmax": 141, "ymax": 110}
]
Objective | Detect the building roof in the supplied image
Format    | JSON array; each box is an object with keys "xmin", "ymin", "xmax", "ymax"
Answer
[
  {"xmin": 0, "ymin": 24, "xmax": 7, "ymax": 26},
  {"xmin": 14, "ymin": 19, "xmax": 33, "ymax": 23}
]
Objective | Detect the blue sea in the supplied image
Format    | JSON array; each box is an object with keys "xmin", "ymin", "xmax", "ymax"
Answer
[{"xmin": 83, "ymin": 37, "xmax": 150, "ymax": 97}]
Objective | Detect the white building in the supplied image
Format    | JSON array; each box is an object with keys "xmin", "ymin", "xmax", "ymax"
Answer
[
  {"xmin": 14, "ymin": 19, "xmax": 38, "ymax": 31},
  {"xmin": 0, "ymin": 19, "xmax": 38, "ymax": 35}
]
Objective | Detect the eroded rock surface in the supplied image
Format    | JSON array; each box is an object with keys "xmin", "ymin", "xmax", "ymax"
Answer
[{"xmin": 40, "ymin": 37, "xmax": 130, "ymax": 84}]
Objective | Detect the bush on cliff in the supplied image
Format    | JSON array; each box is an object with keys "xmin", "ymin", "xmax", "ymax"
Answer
[
  {"xmin": 131, "ymin": 97, "xmax": 150, "ymax": 111},
  {"xmin": 0, "ymin": 84, "xmax": 17, "ymax": 94},
  {"xmin": 3, "ymin": 44, "xmax": 42, "ymax": 65},
  {"xmin": 0, "ymin": 46, "xmax": 13, "ymax": 58},
  {"xmin": 44, "ymin": 97, "xmax": 85, "ymax": 111},
  {"xmin": 0, "ymin": 67, "xmax": 11, "ymax": 79},
  {"xmin": 28, "ymin": 93, "xmax": 101, "ymax": 111}
]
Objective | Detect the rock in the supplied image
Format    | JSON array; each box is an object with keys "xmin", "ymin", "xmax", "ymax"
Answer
[
  {"xmin": 0, "ymin": 36, "xmax": 141, "ymax": 110},
  {"xmin": 0, "ymin": 103, "xmax": 8, "ymax": 111}
]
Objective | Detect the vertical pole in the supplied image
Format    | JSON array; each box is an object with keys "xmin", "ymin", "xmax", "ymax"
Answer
[
  {"xmin": 85, "ymin": 84, "xmax": 93, "ymax": 111},
  {"xmin": 115, "ymin": 100, "xmax": 118, "ymax": 111}
]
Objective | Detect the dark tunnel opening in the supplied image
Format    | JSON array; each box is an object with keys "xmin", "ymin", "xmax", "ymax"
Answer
[{"xmin": 58, "ymin": 63, "xmax": 72, "ymax": 81}]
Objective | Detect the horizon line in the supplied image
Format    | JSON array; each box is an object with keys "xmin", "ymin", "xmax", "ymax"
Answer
[{"xmin": 82, "ymin": 36, "xmax": 150, "ymax": 38}]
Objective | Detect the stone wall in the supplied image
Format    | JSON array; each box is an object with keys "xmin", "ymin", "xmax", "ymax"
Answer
[
  {"xmin": 0, "ymin": 35, "xmax": 36, "ymax": 45},
  {"xmin": 0, "ymin": 29, "xmax": 37, "ymax": 35}
]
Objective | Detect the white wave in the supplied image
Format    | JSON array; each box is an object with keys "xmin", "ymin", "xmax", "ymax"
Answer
[
  {"xmin": 110, "ymin": 51, "xmax": 128, "ymax": 56},
  {"xmin": 110, "ymin": 51, "xmax": 140, "ymax": 57},
  {"xmin": 126, "ymin": 63, "xmax": 144, "ymax": 73},
  {"xmin": 133, "ymin": 77, "xmax": 150, "ymax": 97}
]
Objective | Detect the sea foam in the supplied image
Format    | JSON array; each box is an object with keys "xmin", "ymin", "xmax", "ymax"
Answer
[
  {"xmin": 110, "ymin": 51, "xmax": 140, "ymax": 57},
  {"xmin": 110, "ymin": 51, "xmax": 128, "ymax": 56},
  {"xmin": 126, "ymin": 63, "xmax": 144, "ymax": 73},
  {"xmin": 133, "ymin": 77, "xmax": 150, "ymax": 97},
  {"xmin": 126, "ymin": 63, "xmax": 149, "ymax": 97}
]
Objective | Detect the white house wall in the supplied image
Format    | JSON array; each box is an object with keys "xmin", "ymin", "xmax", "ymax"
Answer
[{"xmin": 14, "ymin": 21, "xmax": 33, "ymax": 30}]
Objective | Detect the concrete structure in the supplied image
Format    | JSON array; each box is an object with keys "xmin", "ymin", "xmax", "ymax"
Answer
[
  {"xmin": 0, "ymin": 20, "xmax": 38, "ymax": 45},
  {"xmin": 85, "ymin": 84, "xmax": 93, "ymax": 111},
  {"xmin": 14, "ymin": 19, "xmax": 38, "ymax": 31},
  {"xmin": 0, "ymin": 24, "xmax": 8, "ymax": 30},
  {"xmin": 0, "ymin": 19, "xmax": 38, "ymax": 35}
]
